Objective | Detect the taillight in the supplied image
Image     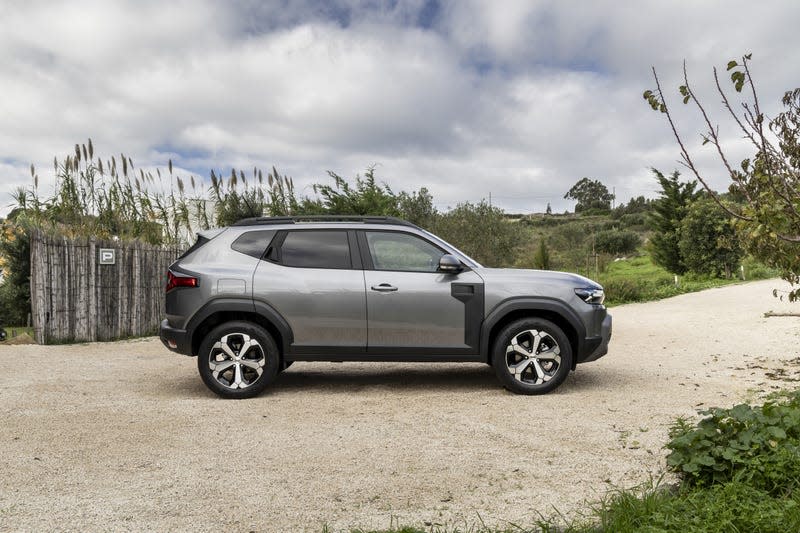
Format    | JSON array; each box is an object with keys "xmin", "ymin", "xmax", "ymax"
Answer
[{"xmin": 166, "ymin": 270, "xmax": 199, "ymax": 292}]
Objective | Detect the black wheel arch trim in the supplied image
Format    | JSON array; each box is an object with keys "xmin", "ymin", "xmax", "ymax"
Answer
[
  {"xmin": 480, "ymin": 297, "xmax": 588, "ymax": 364},
  {"xmin": 185, "ymin": 297, "xmax": 294, "ymax": 355}
]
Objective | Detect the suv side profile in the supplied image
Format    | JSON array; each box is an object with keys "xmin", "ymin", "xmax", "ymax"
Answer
[{"xmin": 160, "ymin": 216, "xmax": 612, "ymax": 398}]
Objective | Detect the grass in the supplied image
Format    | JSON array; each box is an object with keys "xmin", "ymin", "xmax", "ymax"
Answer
[
  {"xmin": 514, "ymin": 213, "xmax": 780, "ymax": 307},
  {"xmin": 598, "ymin": 253, "xmax": 779, "ymax": 306},
  {"xmin": 1, "ymin": 325, "xmax": 33, "ymax": 338}
]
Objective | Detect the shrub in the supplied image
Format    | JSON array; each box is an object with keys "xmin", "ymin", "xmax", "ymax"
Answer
[
  {"xmin": 0, "ymin": 220, "xmax": 31, "ymax": 325},
  {"xmin": 601, "ymin": 278, "xmax": 645, "ymax": 303},
  {"xmin": 432, "ymin": 201, "xmax": 521, "ymax": 267},
  {"xmin": 619, "ymin": 212, "xmax": 647, "ymax": 228},
  {"xmin": 532, "ymin": 240, "xmax": 550, "ymax": 270},
  {"xmin": 594, "ymin": 229, "xmax": 641, "ymax": 256},
  {"xmin": 666, "ymin": 389, "xmax": 800, "ymax": 493},
  {"xmin": 679, "ymin": 197, "xmax": 743, "ymax": 278}
]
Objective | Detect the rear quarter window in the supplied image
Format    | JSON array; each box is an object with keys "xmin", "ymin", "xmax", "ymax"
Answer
[{"xmin": 231, "ymin": 230, "xmax": 277, "ymax": 259}]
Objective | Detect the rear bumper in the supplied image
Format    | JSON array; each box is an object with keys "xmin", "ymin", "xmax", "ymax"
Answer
[
  {"xmin": 159, "ymin": 319, "xmax": 193, "ymax": 356},
  {"xmin": 578, "ymin": 313, "xmax": 612, "ymax": 364}
]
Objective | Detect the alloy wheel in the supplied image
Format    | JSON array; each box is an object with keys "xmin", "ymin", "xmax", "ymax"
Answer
[
  {"xmin": 504, "ymin": 329, "xmax": 562, "ymax": 385},
  {"xmin": 208, "ymin": 332, "xmax": 266, "ymax": 390}
]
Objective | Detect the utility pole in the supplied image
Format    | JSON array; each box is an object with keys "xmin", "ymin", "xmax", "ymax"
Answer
[
  {"xmin": 612, "ymin": 186, "xmax": 616, "ymax": 210},
  {"xmin": 489, "ymin": 191, "xmax": 492, "ymax": 208}
]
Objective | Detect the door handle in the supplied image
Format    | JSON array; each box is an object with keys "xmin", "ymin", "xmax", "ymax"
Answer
[{"xmin": 371, "ymin": 283, "xmax": 398, "ymax": 292}]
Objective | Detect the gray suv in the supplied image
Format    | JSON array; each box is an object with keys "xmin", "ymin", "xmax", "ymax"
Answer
[{"xmin": 160, "ymin": 216, "xmax": 611, "ymax": 398}]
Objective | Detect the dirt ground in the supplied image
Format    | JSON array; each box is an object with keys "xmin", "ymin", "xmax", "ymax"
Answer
[{"xmin": 1, "ymin": 279, "xmax": 799, "ymax": 532}]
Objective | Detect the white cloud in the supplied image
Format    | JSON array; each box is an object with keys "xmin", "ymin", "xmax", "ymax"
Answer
[{"xmin": 1, "ymin": 0, "xmax": 798, "ymax": 217}]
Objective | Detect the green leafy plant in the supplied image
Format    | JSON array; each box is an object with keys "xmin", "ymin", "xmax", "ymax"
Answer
[
  {"xmin": 666, "ymin": 389, "xmax": 800, "ymax": 494},
  {"xmin": 678, "ymin": 196, "xmax": 743, "ymax": 278}
]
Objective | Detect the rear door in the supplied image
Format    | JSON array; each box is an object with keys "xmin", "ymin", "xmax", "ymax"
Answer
[
  {"xmin": 252, "ymin": 229, "xmax": 367, "ymax": 353},
  {"xmin": 360, "ymin": 230, "xmax": 483, "ymax": 356}
]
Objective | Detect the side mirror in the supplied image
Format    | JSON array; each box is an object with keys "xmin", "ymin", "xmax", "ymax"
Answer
[{"xmin": 438, "ymin": 254, "xmax": 464, "ymax": 273}]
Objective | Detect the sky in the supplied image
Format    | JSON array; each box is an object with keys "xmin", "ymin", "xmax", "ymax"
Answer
[{"xmin": 1, "ymin": 0, "xmax": 799, "ymax": 217}]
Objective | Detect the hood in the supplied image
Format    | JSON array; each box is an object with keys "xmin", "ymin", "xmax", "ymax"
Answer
[
  {"xmin": 474, "ymin": 267, "xmax": 601, "ymax": 303},
  {"xmin": 475, "ymin": 268, "xmax": 601, "ymax": 287}
]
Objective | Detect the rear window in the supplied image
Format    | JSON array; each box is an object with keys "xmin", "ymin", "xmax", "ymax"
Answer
[{"xmin": 280, "ymin": 230, "xmax": 351, "ymax": 269}]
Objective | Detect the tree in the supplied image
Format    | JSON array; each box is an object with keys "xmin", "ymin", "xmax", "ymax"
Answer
[
  {"xmin": 612, "ymin": 196, "xmax": 651, "ymax": 218},
  {"xmin": 564, "ymin": 178, "xmax": 614, "ymax": 213},
  {"xmin": 313, "ymin": 167, "xmax": 399, "ymax": 216},
  {"xmin": 532, "ymin": 239, "xmax": 551, "ymax": 269},
  {"xmin": 648, "ymin": 169, "xmax": 701, "ymax": 274},
  {"xmin": 433, "ymin": 201, "xmax": 520, "ymax": 267},
  {"xmin": 545, "ymin": 202, "xmax": 552, "ymax": 215},
  {"xmin": 0, "ymin": 214, "xmax": 31, "ymax": 325},
  {"xmin": 679, "ymin": 197, "xmax": 743, "ymax": 278},
  {"xmin": 645, "ymin": 54, "xmax": 800, "ymax": 299},
  {"xmin": 397, "ymin": 188, "xmax": 436, "ymax": 229}
]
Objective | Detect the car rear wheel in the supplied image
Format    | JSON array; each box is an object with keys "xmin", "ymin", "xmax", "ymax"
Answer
[
  {"xmin": 491, "ymin": 318, "xmax": 572, "ymax": 395},
  {"xmin": 197, "ymin": 321, "xmax": 280, "ymax": 399}
]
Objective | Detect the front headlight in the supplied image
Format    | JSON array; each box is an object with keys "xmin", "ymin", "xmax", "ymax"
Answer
[{"xmin": 575, "ymin": 287, "xmax": 605, "ymax": 305}]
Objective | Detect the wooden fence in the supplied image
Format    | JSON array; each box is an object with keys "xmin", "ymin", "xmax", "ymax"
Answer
[{"xmin": 30, "ymin": 232, "xmax": 184, "ymax": 344}]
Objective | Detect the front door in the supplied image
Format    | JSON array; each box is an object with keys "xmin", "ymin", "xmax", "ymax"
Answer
[{"xmin": 360, "ymin": 230, "xmax": 483, "ymax": 355}]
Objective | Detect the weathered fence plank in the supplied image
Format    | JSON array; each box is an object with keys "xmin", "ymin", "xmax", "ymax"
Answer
[{"xmin": 30, "ymin": 232, "xmax": 183, "ymax": 344}]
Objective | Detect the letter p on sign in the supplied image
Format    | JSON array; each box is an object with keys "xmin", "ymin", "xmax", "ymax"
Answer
[{"xmin": 99, "ymin": 248, "xmax": 115, "ymax": 265}]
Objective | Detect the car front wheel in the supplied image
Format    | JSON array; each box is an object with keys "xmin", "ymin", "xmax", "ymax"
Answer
[
  {"xmin": 197, "ymin": 321, "xmax": 280, "ymax": 399},
  {"xmin": 491, "ymin": 318, "xmax": 573, "ymax": 395}
]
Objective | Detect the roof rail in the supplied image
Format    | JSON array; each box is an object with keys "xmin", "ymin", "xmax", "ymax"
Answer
[{"xmin": 231, "ymin": 215, "xmax": 420, "ymax": 228}]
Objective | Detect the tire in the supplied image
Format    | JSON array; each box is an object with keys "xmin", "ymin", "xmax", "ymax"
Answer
[
  {"xmin": 491, "ymin": 318, "xmax": 573, "ymax": 395},
  {"xmin": 197, "ymin": 321, "xmax": 280, "ymax": 399}
]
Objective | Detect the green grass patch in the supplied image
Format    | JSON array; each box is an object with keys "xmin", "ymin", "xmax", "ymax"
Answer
[
  {"xmin": 598, "ymin": 253, "xmax": 778, "ymax": 306},
  {"xmin": 1, "ymin": 325, "xmax": 33, "ymax": 339}
]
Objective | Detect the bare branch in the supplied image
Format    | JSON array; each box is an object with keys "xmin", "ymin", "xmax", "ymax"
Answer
[
  {"xmin": 651, "ymin": 65, "xmax": 751, "ymax": 222},
  {"xmin": 714, "ymin": 67, "xmax": 761, "ymax": 151},
  {"xmin": 683, "ymin": 64, "xmax": 741, "ymax": 189}
]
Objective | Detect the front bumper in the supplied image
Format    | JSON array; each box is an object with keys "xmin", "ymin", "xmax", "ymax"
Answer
[
  {"xmin": 159, "ymin": 319, "xmax": 193, "ymax": 356},
  {"xmin": 578, "ymin": 313, "xmax": 612, "ymax": 364}
]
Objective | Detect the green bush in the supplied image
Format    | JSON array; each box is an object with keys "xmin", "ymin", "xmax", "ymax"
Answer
[
  {"xmin": 666, "ymin": 389, "xmax": 800, "ymax": 493},
  {"xmin": 679, "ymin": 197, "xmax": 743, "ymax": 278},
  {"xmin": 619, "ymin": 212, "xmax": 647, "ymax": 228},
  {"xmin": 532, "ymin": 240, "xmax": 551, "ymax": 269},
  {"xmin": 594, "ymin": 230, "xmax": 641, "ymax": 255},
  {"xmin": 601, "ymin": 278, "xmax": 645, "ymax": 303},
  {"xmin": 432, "ymin": 201, "xmax": 521, "ymax": 267},
  {"xmin": 0, "ymin": 221, "xmax": 31, "ymax": 325}
]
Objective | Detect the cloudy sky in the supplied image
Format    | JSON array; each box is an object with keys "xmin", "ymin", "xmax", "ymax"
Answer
[{"xmin": 1, "ymin": 0, "xmax": 798, "ymax": 217}]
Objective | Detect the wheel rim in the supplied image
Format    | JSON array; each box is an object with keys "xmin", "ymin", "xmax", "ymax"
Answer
[
  {"xmin": 208, "ymin": 332, "xmax": 266, "ymax": 390},
  {"xmin": 505, "ymin": 329, "xmax": 561, "ymax": 385}
]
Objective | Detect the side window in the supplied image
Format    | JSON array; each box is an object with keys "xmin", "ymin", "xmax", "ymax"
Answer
[
  {"xmin": 280, "ymin": 230, "xmax": 352, "ymax": 269},
  {"xmin": 366, "ymin": 231, "xmax": 444, "ymax": 272},
  {"xmin": 231, "ymin": 230, "xmax": 276, "ymax": 259}
]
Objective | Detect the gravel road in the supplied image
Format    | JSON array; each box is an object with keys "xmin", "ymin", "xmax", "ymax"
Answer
[{"xmin": 2, "ymin": 279, "xmax": 799, "ymax": 532}]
